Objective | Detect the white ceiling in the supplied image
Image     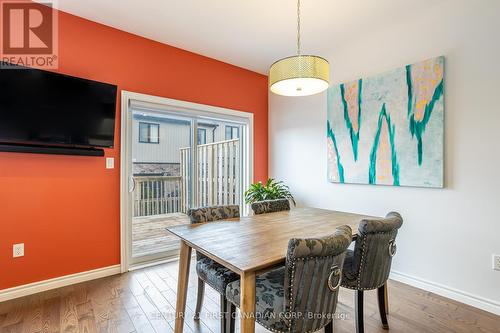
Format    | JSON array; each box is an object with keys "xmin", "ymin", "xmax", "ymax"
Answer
[{"xmin": 53, "ymin": 0, "xmax": 443, "ymax": 75}]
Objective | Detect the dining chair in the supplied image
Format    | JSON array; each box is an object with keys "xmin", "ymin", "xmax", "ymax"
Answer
[
  {"xmin": 250, "ymin": 198, "xmax": 291, "ymax": 215},
  {"xmin": 341, "ymin": 212, "xmax": 403, "ymax": 333},
  {"xmin": 187, "ymin": 204, "xmax": 240, "ymax": 333},
  {"xmin": 225, "ymin": 225, "xmax": 353, "ymax": 333}
]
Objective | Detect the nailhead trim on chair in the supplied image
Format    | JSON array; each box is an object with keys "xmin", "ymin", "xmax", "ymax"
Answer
[
  {"xmin": 286, "ymin": 260, "xmax": 295, "ymax": 333},
  {"xmin": 357, "ymin": 237, "xmax": 368, "ymax": 290}
]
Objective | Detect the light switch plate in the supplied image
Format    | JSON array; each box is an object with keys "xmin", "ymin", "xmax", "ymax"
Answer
[
  {"xmin": 493, "ymin": 255, "xmax": 500, "ymax": 271},
  {"xmin": 106, "ymin": 157, "xmax": 114, "ymax": 169},
  {"xmin": 13, "ymin": 243, "xmax": 24, "ymax": 258}
]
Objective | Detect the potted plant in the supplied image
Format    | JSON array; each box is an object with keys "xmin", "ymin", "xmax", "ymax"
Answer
[{"xmin": 244, "ymin": 178, "xmax": 296, "ymax": 206}]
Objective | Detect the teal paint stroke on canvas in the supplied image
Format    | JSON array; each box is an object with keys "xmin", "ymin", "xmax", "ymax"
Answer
[
  {"xmin": 340, "ymin": 79, "xmax": 363, "ymax": 161},
  {"xmin": 369, "ymin": 104, "xmax": 400, "ymax": 186},
  {"xmin": 327, "ymin": 120, "xmax": 345, "ymax": 183},
  {"xmin": 326, "ymin": 56, "xmax": 444, "ymax": 188}
]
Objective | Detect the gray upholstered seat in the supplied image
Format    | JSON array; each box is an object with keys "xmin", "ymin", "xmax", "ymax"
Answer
[
  {"xmin": 196, "ymin": 256, "xmax": 240, "ymax": 294},
  {"xmin": 251, "ymin": 198, "xmax": 291, "ymax": 215},
  {"xmin": 341, "ymin": 212, "xmax": 403, "ymax": 333},
  {"xmin": 187, "ymin": 205, "xmax": 241, "ymax": 333},
  {"xmin": 226, "ymin": 225, "xmax": 353, "ymax": 333},
  {"xmin": 226, "ymin": 267, "xmax": 288, "ymax": 332}
]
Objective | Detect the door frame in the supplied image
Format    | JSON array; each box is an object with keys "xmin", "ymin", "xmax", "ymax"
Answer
[{"xmin": 120, "ymin": 90, "xmax": 254, "ymax": 272}]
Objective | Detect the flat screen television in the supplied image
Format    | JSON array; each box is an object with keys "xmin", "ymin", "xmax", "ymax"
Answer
[{"xmin": 0, "ymin": 62, "xmax": 117, "ymax": 149}]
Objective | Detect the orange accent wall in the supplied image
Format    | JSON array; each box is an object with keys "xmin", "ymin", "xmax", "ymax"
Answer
[{"xmin": 0, "ymin": 8, "xmax": 268, "ymax": 290}]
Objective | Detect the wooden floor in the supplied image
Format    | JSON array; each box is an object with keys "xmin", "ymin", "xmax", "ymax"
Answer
[
  {"xmin": 1, "ymin": 260, "xmax": 499, "ymax": 333},
  {"xmin": 132, "ymin": 213, "xmax": 189, "ymax": 258}
]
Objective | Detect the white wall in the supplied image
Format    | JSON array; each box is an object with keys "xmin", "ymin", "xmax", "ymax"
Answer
[{"xmin": 269, "ymin": 0, "xmax": 500, "ymax": 314}]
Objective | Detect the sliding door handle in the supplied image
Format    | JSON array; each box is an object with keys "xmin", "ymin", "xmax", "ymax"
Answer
[{"xmin": 129, "ymin": 176, "xmax": 136, "ymax": 192}]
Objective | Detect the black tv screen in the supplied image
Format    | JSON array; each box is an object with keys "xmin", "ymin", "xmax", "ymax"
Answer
[{"xmin": 0, "ymin": 63, "xmax": 117, "ymax": 148}]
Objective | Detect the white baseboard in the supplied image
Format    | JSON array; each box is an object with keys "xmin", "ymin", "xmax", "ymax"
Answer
[
  {"xmin": 2, "ymin": 265, "xmax": 498, "ymax": 317},
  {"xmin": 0, "ymin": 265, "xmax": 121, "ymax": 303},
  {"xmin": 128, "ymin": 256, "xmax": 181, "ymax": 271},
  {"xmin": 390, "ymin": 270, "xmax": 500, "ymax": 316}
]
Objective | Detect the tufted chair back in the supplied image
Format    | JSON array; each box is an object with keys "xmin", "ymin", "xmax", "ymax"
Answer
[
  {"xmin": 283, "ymin": 225, "xmax": 352, "ymax": 332},
  {"xmin": 348, "ymin": 212, "xmax": 403, "ymax": 290},
  {"xmin": 187, "ymin": 205, "xmax": 240, "ymax": 224},
  {"xmin": 187, "ymin": 205, "xmax": 240, "ymax": 260},
  {"xmin": 251, "ymin": 199, "xmax": 291, "ymax": 215}
]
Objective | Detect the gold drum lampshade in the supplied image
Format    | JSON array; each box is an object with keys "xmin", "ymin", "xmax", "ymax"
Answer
[
  {"xmin": 269, "ymin": 0, "xmax": 330, "ymax": 97},
  {"xmin": 269, "ymin": 55, "xmax": 330, "ymax": 96}
]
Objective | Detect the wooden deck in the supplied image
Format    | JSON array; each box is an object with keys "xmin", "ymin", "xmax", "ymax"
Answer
[{"xmin": 132, "ymin": 213, "xmax": 190, "ymax": 258}]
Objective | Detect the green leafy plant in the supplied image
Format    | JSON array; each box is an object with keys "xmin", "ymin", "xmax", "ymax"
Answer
[{"xmin": 244, "ymin": 178, "xmax": 296, "ymax": 206}]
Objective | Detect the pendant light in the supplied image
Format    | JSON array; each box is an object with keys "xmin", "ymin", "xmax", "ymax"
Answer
[{"xmin": 269, "ymin": 0, "xmax": 330, "ymax": 97}]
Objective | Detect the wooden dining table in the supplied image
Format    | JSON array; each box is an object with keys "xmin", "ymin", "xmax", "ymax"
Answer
[{"xmin": 166, "ymin": 207, "xmax": 378, "ymax": 333}]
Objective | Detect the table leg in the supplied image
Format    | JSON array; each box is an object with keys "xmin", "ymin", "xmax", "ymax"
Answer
[
  {"xmin": 174, "ymin": 240, "xmax": 192, "ymax": 333},
  {"xmin": 240, "ymin": 271, "xmax": 256, "ymax": 333}
]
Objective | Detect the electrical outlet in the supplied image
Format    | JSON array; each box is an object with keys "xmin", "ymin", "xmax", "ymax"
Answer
[
  {"xmin": 106, "ymin": 157, "xmax": 114, "ymax": 169},
  {"xmin": 493, "ymin": 255, "xmax": 500, "ymax": 271},
  {"xmin": 13, "ymin": 243, "xmax": 24, "ymax": 258}
]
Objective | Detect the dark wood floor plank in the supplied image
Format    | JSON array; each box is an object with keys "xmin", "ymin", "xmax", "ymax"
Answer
[
  {"xmin": 21, "ymin": 294, "xmax": 42, "ymax": 333},
  {"xmin": 0, "ymin": 314, "xmax": 6, "ymax": 328},
  {"xmin": 41, "ymin": 297, "xmax": 61, "ymax": 333},
  {"xmin": 0, "ymin": 322, "xmax": 24, "ymax": 333},
  {"xmin": 120, "ymin": 293, "xmax": 155, "ymax": 333},
  {"xmin": 138, "ymin": 267, "xmax": 214, "ymax": 333},
  {"xmin": 134, "ymin": 271, "xmax": 201, "ymax": 333},
  {"xmin": 85, "ymin": 277, "xmax": 135, "ymax": 333},
  {"xmin": 133, "ymin": 272, "xmax": 175, "ymax": 316},
  {"xmin": 75, "ymin": 301, "xmax": 97, "ymax": 333},
  {"xmin": 72, "ymin": 284, "xmax": 89, "ymax": 307},
  {"xmin": 133, "ymin": 293, "xmax": 172, "ymax": 333},
  {"xmin": 94, "ymin": 298, "xmax": 135, "ymax": 333},
  {"xmin": 87, "ymin": 277, "xmax": 119, "ymax": 325},
  {"xmin": 1, "ymin": 298, "xmax": 25, "ymax": 331},
  {"xmin": 126, "ymin": 273, "xmax": 146, "ymax": 298},
  {"xmin": 0, "ymin": 300, "xmax": 16, "ymax": 318},
  {"xmin": 143, "ymin": 269, "xmax": 169, "ymax": 293},
  {"xmin": 59, "ymin": 290, "xmax": 79, "ymax": 333}
]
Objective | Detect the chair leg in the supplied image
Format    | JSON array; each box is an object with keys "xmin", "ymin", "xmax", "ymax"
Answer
[
  {"xmin": 377, "ymin": 284, "xmax": 389, "ymax": 329},
  {"xmin": 220, "ymin": 294, "xmax": 229, "ymax": 333},
  {"xmin": 324, "ymin": 321, "xmax": 333, "ymax": 333},
  {"xmin": 355, "ymin": 290, "xmax": 364, "ymax": 333},
  {"xmin": 384, "ymin": 282, "xmax": 389, "ymax": 315},
  {"xmin": 194, "ymin": 278, "xmax": 205, "ymax": 320},
  {"xmin": 227, "ymin": 301, "xmax": 236, "ymax": 333}
]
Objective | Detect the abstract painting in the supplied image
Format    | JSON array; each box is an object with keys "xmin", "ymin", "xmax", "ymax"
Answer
[{"xmin": 327, "ymin": 56, "xmax": 444, "ymax": 188}]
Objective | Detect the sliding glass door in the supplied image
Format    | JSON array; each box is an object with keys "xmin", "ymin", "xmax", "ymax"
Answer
[
  {"xmin": 124, "ymin": 95, "xmax": 251, "ymax": 267},
  {"xmin": 130, "ymin": 110, "xmax": 193, "ymax": 264}
]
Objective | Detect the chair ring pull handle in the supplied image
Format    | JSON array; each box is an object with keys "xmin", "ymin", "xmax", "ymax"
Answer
[
  {"xmin": 388, "ymin": 240, "xmax": 397, "ymax": 257},
  {"xmin": 327, "ymin": 265, "xmax": 342, "ymax": 291}
]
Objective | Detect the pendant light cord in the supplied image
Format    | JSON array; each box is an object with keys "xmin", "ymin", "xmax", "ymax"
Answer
[{"xmin": 297, "ymin": 0, "xmax": 301, "ymax": 55}]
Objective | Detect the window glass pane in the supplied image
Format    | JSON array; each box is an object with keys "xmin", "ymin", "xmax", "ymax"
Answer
[
  {"xmin": 225, "ymin": 125, "xmax": 239, "ymax": 140},
  {"xmin": 139, "ymin": 122, "xmax": 159, "ymax": 143},
  {"xmin": 139, "ymin": 123, "xmax": 148, "ymax": 142},
  {"xmin": 232, "ymin": 127, "xmax": 239, "ymax": 139},
  {"xmin": 150, "ymin": 124, "xmax": 159, "ymax": 143},
  {"xmin": 198, "ymin": 128, "xmax": 206, "ymax": 145}
]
